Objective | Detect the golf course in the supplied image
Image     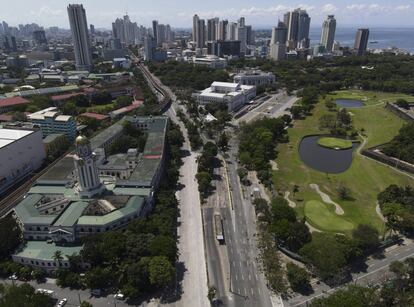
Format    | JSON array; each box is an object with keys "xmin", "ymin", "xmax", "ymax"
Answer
[{"xmin": 274, "ymin": 90, "xmax": 414, "ymax": 234}]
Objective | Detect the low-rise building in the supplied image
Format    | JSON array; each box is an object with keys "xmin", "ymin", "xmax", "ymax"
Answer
[
  {"xmin": 28, "ymin": 107, "xmax": 77, "ymax": 141},
  {"xmin": 233, "ymin": 70, "xmax": 275, "ymax": 87},
  {"xmin": 0, "ymin": 97, "xmax": 30, "ymax": 114},
  {"xmin": 12, "ymin": 116, "xmax": 169, "ymax": 272},
  {"xmin": 192, "ymin": 55, "xmax": 227, "ymax": 69},
  {"xmin": 195, "ymin": 81, "xmax": 256, "ymax": 112},
  {"xmin": 0, "ymin": 127, "xmax": 46, "ymax": 195}
]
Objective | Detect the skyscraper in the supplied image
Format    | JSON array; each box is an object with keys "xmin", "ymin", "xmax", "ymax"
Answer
[
  {"xmin": 67, "ymin": 4, "xmax": 93, "ymax": 71},
  {"xmin": 226, "ymin": 22, "xmax": 237, "ymax": 41},
  {"xmin": 270, "ymin": 21, "xmax": 287, "ymax": 61},
  {"xmin": 216, "ymin": 20, "xmax": 227, "ymax": 41},
  {"xmin": 152, "ymin": 20, "xmax": 158, "ymax": 41},
  {"xmin": 192, "ymin": 14, "xmax": 199, "ymax": 42},
  {"xmin": 284, "ymin": 8, "xmax": 311, "ymax": 49},
  {"xmin": 236, "ymin": 17, "xmax": 248, "ymax": 55},
  {"xmin": 354, "ymin": 28, "xmax": 370, "ymax": 56},
  {"xmin": 195, "ymin": 18, "xmax": 206, "ymax": 48},
  {"xmin": 297, "ymin": 10, "xmax": 311, "ymax": 48},
  {"xmin": 207, "ymin": 18, "xmax": 218, "ymax": 41},
  {"xmin": 320, "ymin": 15, "xmax": 336, "ymax": 52}
]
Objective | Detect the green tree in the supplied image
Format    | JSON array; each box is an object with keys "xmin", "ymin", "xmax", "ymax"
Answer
[
  {"xmin": 115, "ymin": 96, "xmax": 133, "ymax": 108},
  {"xmin": 395, "ymin": 99, "xmax": 410, "ymax": 109},
  {"xmin": 352, "ymin": 224, "xmax": 380, "ymax": 250},
  {"xmin": 149, "ymin": 235, "xmax": 177, "ymax": 262},
  {"xmin": 286, "ymin": 263, "xmax": 310, "ymax": 292},
  {"xmin": 0, "ymin": 283, "xmax": 54, "ymax": 307},
  {"xmin": 53, "ymin": 250, "xmax": 63, "ymax": 267},
  {"xmin": 217, "ymin": 132, "xmax": 229, "ymax": 151},
  {"xmin": 148, "ymin": 256, "xmax": 174, "ymax": 288},
  {"xmin": 80, "ymin": 302, "xmax": 93, "ymax": 307},
  {"xmin": 311, "ymin": 285, "xmax": 379, "ymax": 307},
  {"xmin": 0, "ymin": 217, "xmax": 21, "ymax": 261}
]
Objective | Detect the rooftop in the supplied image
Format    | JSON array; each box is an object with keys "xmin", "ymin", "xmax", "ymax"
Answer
[
  {"xmin": 79, "ymin": 112, "xmax": 109, "ymax": 121},
  {"xmin": 14, "ymin": 241, "xmax": 82, "ymax": 261},
  {"xmin": 0, "ymin": 128, "xmax": 34, "ymax": 149},
  {"xmin": 52, "ymin": 201, "xmax": 88, "ymax": 228},
  {"xmin": 77, "ymin": 196, "xmax": 144, "ymax": 226},
  {"xmin": 0, "ymin": 96, "xmax": 30, "ymax": 108},
  {"xmin": 14, "ymin": 194, "xmax": 58, "ymax": 225}
]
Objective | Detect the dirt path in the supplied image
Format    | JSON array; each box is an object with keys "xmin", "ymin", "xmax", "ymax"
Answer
[
  {"xmin": 284, "ymin": 191, "xmax": 296, "ymax": 208},
  {"xmin": 309, "ymin": 183, "xmax": 345, "ymax": 215},
  {"xmin": 376, "ymin": 201, "xmax": 387, "ymax": 222}
]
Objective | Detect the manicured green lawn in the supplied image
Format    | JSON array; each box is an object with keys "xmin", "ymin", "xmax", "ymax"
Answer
[
  {"xmin": 305, "ymin": 200, "xmax": 354, "ymax": 233},
  {"xmin": 274, "ymin": 90, "xmax": 413, "ymax": 234},
  {"xmin": 317, "ymin": 137, "xmax": 353, "ymax": 149}
]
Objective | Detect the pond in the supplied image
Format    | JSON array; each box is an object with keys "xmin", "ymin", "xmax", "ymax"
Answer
[
  {"xmin": 335, "ymin": 99, "xmax": 365, "ymax": 108},
  {"xmin": 299, "ymin": 136, "xmax": 359, "ymax": 174}
]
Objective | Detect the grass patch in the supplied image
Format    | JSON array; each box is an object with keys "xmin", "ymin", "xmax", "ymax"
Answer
[
  {"xmin": 305, "ymin": 200, "xmax": 354, "ymax": 232},
  {"xmin": 274, "ymin": 90, "xmax": 413, "ymax": 235},
  {"xmin": 317, "ymin": 137, "xmax": 353, "ymax": 149}
]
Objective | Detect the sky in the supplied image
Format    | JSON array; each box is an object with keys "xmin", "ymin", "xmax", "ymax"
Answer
[{"xmin": 1, "ymin": 0, "xmax": 414, "ymax": 29}]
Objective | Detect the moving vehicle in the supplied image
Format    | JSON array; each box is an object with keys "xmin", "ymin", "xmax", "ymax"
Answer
[
  {"xmin": 114, "ymin": 293, "xmax": 125, "ymax": 300},
  {"xmin": 214, "ymin": 213, "xmax": 225, "ymax": 244},
  {"xmin": 36, "ymin": 288, "xmax": 54, "ymax": 296},
  {"xmin": 57, "ymin": 298, "xmax": 67, "ymax": 307}
]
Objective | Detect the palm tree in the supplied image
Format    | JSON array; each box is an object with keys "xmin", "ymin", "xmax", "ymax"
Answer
[{"xmin": 53, "ymin": 250, "xmax": 63, "ymax": 267}]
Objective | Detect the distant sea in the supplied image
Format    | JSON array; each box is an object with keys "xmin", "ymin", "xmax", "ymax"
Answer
[{"xmin": 308, "ymin": 27, "xmax": 414, "ymax": 53}]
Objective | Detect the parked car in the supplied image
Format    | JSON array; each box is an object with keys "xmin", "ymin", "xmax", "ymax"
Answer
[
  {"xmin": 57, "ymin": 298, "xmax": 67, "ymax": 307},
  {"xmin": 114, "ymin": 293, "xmax": 125, "ymax": 300}
]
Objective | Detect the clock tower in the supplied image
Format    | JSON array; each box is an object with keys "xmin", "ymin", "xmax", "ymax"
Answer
[{"xmin": 73, "ymin": 135, "xmax": 104, "ymax": 198}]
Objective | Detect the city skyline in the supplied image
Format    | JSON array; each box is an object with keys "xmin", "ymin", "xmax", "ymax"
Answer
[{"xmin": 1, "ymin": 0, "xmax": 413, "ymax": 28}]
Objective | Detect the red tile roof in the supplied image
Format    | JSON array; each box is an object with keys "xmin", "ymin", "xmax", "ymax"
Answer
[
  {"xmin": 0, "ymin": 96, "xmax": 30, "ymax": 108},
  {"xmin": 79, "ymin": 112, "xmax": 109, "ymax": 121},
  {"xmin": 51, "ymin": 92, "xmax": 84, "ymax": 102}
]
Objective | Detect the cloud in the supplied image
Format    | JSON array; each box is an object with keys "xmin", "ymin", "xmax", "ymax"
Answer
[
  {"xmin": 30, "ymin": 6, "xmax": 63, "ymax": 17},
  {"xmin": 321, "ymin": 4, "xmax": 338, "ymax": 13},
  {"xmin": 395, "ymin": 4, "xmax": 411, "ymax": 11}
]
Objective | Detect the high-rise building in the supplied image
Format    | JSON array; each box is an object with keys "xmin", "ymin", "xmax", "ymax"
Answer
[
  {"xmin": 226, "ymin": 22, "xmax": 237, "ymax": 41},
  {"xmin": 236, "ymin": 17, "xmax": 248, "ymax": 55},
  {"xmin": 192, "ymin": 14, "xmax": 199, "ymax": 42},
  {"xmin": 67, "ymin": 4, "xmax": 93, "ymax": 71},
  {"xmin": 144, "ymin": 36, "xmax": 156, "ymax": 61},
  {"xmin": 207, "ymin": 18, "xmax": 218, "ymax": 41},
  {"xmin": 32, "ymin": 30, "xmax": 47, "ymax": 45},
  {"xmin": 270, "ymin": 21, "xmax": 287, "ymax": 61},
  {"xmin": 298, "ymin": 10, "xmax": 311, "ymax": 48},
  {"xmin": 216, "ymin": 20, "xmax": 227, "ymax": 40},
  {"xmin": 207, "ymin": 40, "xmax": 241, "ymax": 57},
  {"xmin": 320, "ymin": 15, "xmax": 336, "ymax": 52},
  {"xmin": 152, "ymin": 20, "xmax": 158, "ymax": 41},
  {"xmin": 354, "ymin": 28, "xmax": 369, "ymax": 56},
  {"xmin": 284, "ymin": 8, "xmax": 311, "ymax": 49},
  {"xmin": 194, "ymin": 17, "xmax": 205, "ymax": 49},
  {"xmin": 112, "ymin": 15, "xmax": 138, "ymax": 46},
  {"xmin": 90, "ymin": 24, "xmax": 95, "ymax": 35}
]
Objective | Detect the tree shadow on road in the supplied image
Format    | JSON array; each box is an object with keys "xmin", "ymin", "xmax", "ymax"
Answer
[{"xmin": 160, "ymin": 261, "xmax": 186, "ymax": 304}]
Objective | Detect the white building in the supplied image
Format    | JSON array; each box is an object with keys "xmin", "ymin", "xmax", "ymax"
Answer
[
  {"xmin": 321, "ymin": 15, "xmax": 336, "ymax": 52},
  {"xmin": 28, "ymin": 107, "xmax": 77, "ymax": 141},
  {"xmin": 196, "ymin": 81, "xmax": 256, "ymax": 112},
  {"xmin": 192, "ymin": 55, "xmax": 227, "ymax": 69},
  {"xmin": 0, "ymin": 128, "xmax": 46, "ymax": 195},
  {"xmin": 234, "ymin": 70, "xmax": 275, "ymax": 87}
]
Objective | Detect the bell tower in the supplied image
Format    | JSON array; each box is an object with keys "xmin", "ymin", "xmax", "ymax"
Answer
[{"xmin": 73, "ymin": 135, "xmax": 104, "ymax": 198}]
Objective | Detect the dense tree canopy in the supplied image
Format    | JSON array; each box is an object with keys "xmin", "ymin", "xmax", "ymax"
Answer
[
  {"xmin": 0, "ymin": 284, "xmax": 54, "ymax": 307},
  {"xmin": 382, "ymin": 123, "xmax": 414, "ymax": 164}
]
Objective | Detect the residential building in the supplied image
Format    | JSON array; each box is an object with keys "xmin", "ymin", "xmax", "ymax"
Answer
[
  {"xmin": 226, "ymin": 22, "xmax": 237, "ymax": 40},
  {"xmin": 195, "ymin": 81, "xmax": 256, "ymax": 112},
  {"xmin": 67, "ymin": 4, "xmax": 93, "ymax": 71},
  {"xmin": 320, "ymin": 15, "xmax": 336, "ymax": 52},
  {"xmin": 28, "ymin": 107, "xmax": 77, "ymax": 141},
  {"xmin": 193, "ymin": 16, "xmax": 206, "ymax": 49},
  {"xmin": 0, "ymin": 127, "xmax": 45, "ymax": 195},
  {"xmin": 236, "ymin": 17, "xmax": 248, "ymax": 55},
  {"xmin": 234, "ymin": 70, "xmax": 275, "ymax": 86},
  {"xmin": 207, "ymin": 18, "xmax": 218, "ymax": 41},
  {"xmin": 354, "ymin": 28, "xmax": 370, "ymax": 56}
]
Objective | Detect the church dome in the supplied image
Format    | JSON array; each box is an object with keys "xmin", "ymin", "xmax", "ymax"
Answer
[{"xmin": 75, "ymin": 135, "xmax": 89, "ymax": 145}]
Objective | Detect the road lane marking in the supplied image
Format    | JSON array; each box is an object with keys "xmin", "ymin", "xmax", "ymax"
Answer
[
  {"xmin": 235, "ymin": 274, "xmax": 238, "ymax": 281},
  {"xmin": 241, "ymin": 274, "xmax": 244, "ymax": 280},
  {"xmin": 251, "ymin": 288, "xmax": 254, "ymax": 296}
]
